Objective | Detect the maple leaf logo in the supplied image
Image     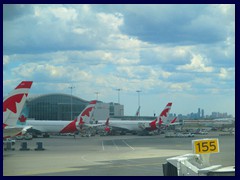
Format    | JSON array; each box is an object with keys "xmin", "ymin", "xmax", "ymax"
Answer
[
  {"xmin": 3, "ymin": 94, "xmax": 25, "ymax": 113},
  {"xmin": 18, "ymin": 115, "xmax": 27, "ymax": 122}
]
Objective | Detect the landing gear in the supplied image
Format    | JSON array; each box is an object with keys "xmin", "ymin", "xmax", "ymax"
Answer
[{"xmin": 43, "ymin": 133, "xmax": 50, "ymax": 138}]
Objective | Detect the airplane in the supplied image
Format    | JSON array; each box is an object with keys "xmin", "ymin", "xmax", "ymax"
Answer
[
  {"xmin": 104, "ymin": 118, "xmax": 111, "ymax": 133},
  {"xmin": 97, "ymin": 102, "xmax": 173, "ymax": 135},
  {"xmin": 3, "ymin": 81, "xmax": 33, "ymax": 139},
  {"xmin": 170, "ymin": 117, "xmax": 178, "ymax": 124},
  {"xmin": 97, "ymin": 117, "xmax": 112, "ymax": 136},
  {"xmin": 138, "ymin": 102, "xmax": 173, "ymax": 133},
  {"xmin": 17, "ymin": 100, "xmax": 97, "ymax": 137},
  {"xmin": 167, "ymin": 117, "xmax": 181, "ymax": 126}
]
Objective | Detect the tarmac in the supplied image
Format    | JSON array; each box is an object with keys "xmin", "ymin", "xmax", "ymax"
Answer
[{"xmin": 3, "ymin": 131, "xmax": 235, "ymax": 176}]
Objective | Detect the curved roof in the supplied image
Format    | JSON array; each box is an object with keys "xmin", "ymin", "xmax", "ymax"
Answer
[{"xmin": 27, "ymin": 93, "xmax": 89, "ymax": 103}]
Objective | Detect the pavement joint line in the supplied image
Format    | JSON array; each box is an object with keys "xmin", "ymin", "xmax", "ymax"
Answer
[
  {"xmin": 112, "ymin": 140, "xmax": 119, "ymax": 150},
  {"xmin": 104, "ymin": 162, "xmax": 163, "ymax": 168},
  {"xmin": 122, "ymin": 139, "xmax": 135, "ymax": 150},
  {"xmin": 102, "ymin": 141, "xmax": 105, "ymax": 151},
  {"xmin": 6, "ymin": 167, "xmax": 89, "ymax": 176}
]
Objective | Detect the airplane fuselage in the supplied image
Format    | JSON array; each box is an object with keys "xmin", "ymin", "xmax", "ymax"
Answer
[
  {"xmin": 97, "ymin": 120, "xmax": 152, "ymax": 132},
  {"xmin": 23, "ymin": 120, "xmax": 77, "ymax": 134}
]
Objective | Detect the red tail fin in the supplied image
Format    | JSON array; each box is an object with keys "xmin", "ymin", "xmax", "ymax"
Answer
[
  {"xmin": 3, "ymin": 81, "xmax": 33, "ymax": 126},
  {"xmin": 15, "ymin": 81, "xmax": 33, "ymax": 89},
  {"xmin": 105, "ymin": 117, "xmax": 109, "ymax": 126},
  {"xmin": 170, "ymin": 117, "xmax": 177, "ymax": 124},
  {"xmin": 79, "ymin": 100, "xmax": 97, "ymax": 118},
  {"xmin": 3, "ymin": 81, "xmax": 33, "ymax": 113},
  {"xmin": 160, "ymin": 102, "xmax": 172, "ymax": 118},
  {"xmin": 105, "ymin": 117, "xmax": 110, "ymax": 132},
  {"xmin": 76, "ymin": 100, "xmax": 97, "ymax": 125},
  {"xmin": 156, "ymin": 102, "xmax": 172, "ymax": 126}
]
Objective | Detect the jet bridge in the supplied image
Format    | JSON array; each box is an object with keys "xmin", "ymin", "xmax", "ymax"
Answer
[{"xmin": 162, "ymin": 138, "xmax": 235, "ymax": 176}]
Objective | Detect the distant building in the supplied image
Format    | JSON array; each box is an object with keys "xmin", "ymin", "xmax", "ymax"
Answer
[
  {"xmin": 109, "ymin": 102, "xmax": 124, "ymax": 116},
  {"xmin": 201, "ymin": 109, "xmax": 204, "ymax": 118},
  {"xmin": 198, "ymin": 108, "xmax": 201, "ymax": 118},
  {"xmin": 24, "ymin": 93, "xmax": 123, "ymax": 121}
]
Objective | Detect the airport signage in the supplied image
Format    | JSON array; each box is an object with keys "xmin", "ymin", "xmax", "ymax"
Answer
[{"xmin": 192, "ymin": 138, "xmax": 219, "ymax": 154}]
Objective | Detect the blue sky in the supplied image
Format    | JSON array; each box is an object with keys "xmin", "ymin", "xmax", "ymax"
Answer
[{"xmin": 3, "ymin": 4, "xmax": 235, "ymax": 116}]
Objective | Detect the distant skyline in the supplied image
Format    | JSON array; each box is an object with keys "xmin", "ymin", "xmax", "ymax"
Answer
[{"xmin": 3, "ymin": 4, "xmax": 235, "ymax": 116}]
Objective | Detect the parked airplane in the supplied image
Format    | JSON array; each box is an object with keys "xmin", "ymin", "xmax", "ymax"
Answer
[
  {"xmin": 138, "ymin": 102, "xmax": 173, "ymax": 131},
  {"xmin": 98, "ymin": 102, "xmax": 173, "ymax": 135},
  {"xmin": 104, "ymin": 118, "xmax": 111, "ymax": 133},
  {"xmin": 3, "ymin": 81, "xmax": 33, "ymax": 139},
  {"xmin": 97, "ymin": 117, "xmax": 111, "ymax": 136},
  {"xmin": 17, "ymin": 100, "xmax": 97, "ymax": 137},
  {"xmin": 168, "ymin": 117, "xmax": 181, "ymax": 126}
]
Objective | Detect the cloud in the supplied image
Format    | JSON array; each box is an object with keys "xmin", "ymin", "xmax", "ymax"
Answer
[
  {"xmin": 218, "ymin": 67, "xmax": 235, "ymax": 80},
  {"xmin": 3, "ymin": 55, "xmax": 10, "ymax": 66},
  {"xmin": 12, "ymin": 63, "xmax": 72, "ymax": 81},
  {"xmin": 3, "ymin": 4, "xmax": 235, "ymax": 116},
  {"xmin": 3, "ymin": 4, "xmax": 34, "ymax": 21},
  {"xmin": 219, "ymin": 68, "xmax": 228, "ymax": 79},
  {"xmin": 121, "ymin": 4, "xmax": 234, "ymax": 45},
  {"xmin": 3, "ymin": 5, "xmax": 124, "ymax": 54},
  {"xmin": 169, "ymin": 83, "xmax": 192, "ymax": 92},
  {"xmin": 176, "ymin": 54, "xmax": 214, "ymax": 72}
]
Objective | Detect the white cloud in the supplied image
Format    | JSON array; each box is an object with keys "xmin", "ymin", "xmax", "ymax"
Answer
[
  {"xmin": 96, "ymin": 12, "xmax": 123, "ymax": 32},
  {"xmin": 50, "ymin": 7, "xmax": 78, "ymax": 21},
  {"xmin": 218, "ymin": 67, "xmax": 234, "ymax": 80},
  {"xmin": 3, "ymin": 4, "xmax": 235, "ymax": 116},
  {"xmin": 12, "ymin": 63, "xmax": 71, "ymax": 79},
  {"xmin": 219, "ymin": 68, "xmax": 228, "ymax": 79},
  {"xmin": 176, "ymin": 54, "xmax": 213, "ymax": 72},
  {"xmin": 72, "ymin": 27, "xmax": 90, "ymax": 35},
  {"xmin": 3, "ymin": 55, "xmax": 10, "ymax": 66},
  {"xmin": 218, "ymin": 4, "xmax": 234, "ymax": 16},
  {"xmin": 105, "ymin": 34, "xmax": 142, "ymax": 50},
  {"xmin": 169, "ymin": 83, "xmax": 191, "ymax": 91}
]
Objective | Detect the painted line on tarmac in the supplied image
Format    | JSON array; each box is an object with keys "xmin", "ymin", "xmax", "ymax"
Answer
[
  {"xmin": 81, "ymin": 155, "xmax": 104, "ymax": 165},
  {"xmin": 5, "ymin": 167, "xmax": 88, "ymax": 176},
  {"xmin": 112, "ymin": 140, "xmax": 119, "ymax": 150},
  {"xmin": 105, "ymin": 162, "xmax": 162, "ymax": 168},
  {"xmin": 102, "ymin": 141, "xmax": 105, "ymax": 151},
  {"xmin": 81, "ymin": 155, "xmax": 93, "ymax": 163},
  {"xmin": 122, "ymin": 140, "xmax": 135, "ymax": 150}
]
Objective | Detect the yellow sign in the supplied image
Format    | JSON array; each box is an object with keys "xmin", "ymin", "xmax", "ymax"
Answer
[{"xmin": 192, "ymin": 139, "xmax": 219, "ymax": 154}]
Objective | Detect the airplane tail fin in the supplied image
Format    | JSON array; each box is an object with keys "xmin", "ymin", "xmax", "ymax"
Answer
[
  {"xmin": 3, "ymin": 81, "xmax": 33, "ymax": 127},
  {"xmin": 170, "ymin": 117, "xmax": 177, "ymax": 124},
  {"xmin": 104, "ymin": 117, "xmax": 110, "ymax": 132},
  {"xmin": 17, "ymin": 114, "xmax": 28, "ymax": 125},
  {"xmin": 157, "ymin": 102, "xmax": 172, "ymax": 125},
  {"xmin": 105, "ymin": 117, "xmax": 110, "ymax": 126},
  {"xmin": 135, "ymin": 106, "xmax": 141, "ymax": 116},
  {"xmin": 76, "ymin": 100, "xmax": 97, "ymax": 125}
]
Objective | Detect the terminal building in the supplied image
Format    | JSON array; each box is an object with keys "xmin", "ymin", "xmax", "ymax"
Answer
[{"xmin": 24, "ymin": 93, "xmax": 124, "ymax": 121}]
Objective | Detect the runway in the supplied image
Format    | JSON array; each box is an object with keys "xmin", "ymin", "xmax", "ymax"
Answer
[{"xmin": 3, "ymin": 132, "xmax": 235, "ymax": 176}]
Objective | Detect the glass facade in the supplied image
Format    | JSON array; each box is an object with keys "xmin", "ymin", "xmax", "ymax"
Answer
[{"xmin": 26, "ymin": 94, "xmax": 89, "ymax": 120}]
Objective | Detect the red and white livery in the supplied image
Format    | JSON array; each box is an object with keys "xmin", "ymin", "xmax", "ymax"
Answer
[{"xmin": 3, "ymin": 81, "xmax": 33, "ymax": 138}]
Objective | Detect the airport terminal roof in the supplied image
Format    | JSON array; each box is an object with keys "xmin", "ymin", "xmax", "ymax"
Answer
[{"xmin": 27, "ymin": 93, "xmax": 89, "ymax": 103}]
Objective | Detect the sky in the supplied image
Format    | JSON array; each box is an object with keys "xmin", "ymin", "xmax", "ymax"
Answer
[{"xmin": 3, "ymin": 4, "xmax": 235, "ymax": 117}]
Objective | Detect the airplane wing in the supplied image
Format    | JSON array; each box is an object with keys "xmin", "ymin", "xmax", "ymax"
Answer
[
  {"xmin": 3, "ymin": 125, "xmax": 32, "ymax": 138},
  {"xmin": 84, "ymin": 123, "xmax": 104, "ymax": 128}
]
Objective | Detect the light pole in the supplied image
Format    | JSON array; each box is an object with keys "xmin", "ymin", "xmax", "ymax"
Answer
[
  {"xmin": 95, "ymin": 92, "xmax": 100, "ymax": 100},
  {"xmin": 69, "ymin": 86, "xmax": 75, "ymax": 120},
  {"xmin": 136, "ymin": 90, "xmax": 141, "ymax": 116},
  {"xmin": 116, "ymin": 88, "xmax": 121, "ymax": 104}
]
